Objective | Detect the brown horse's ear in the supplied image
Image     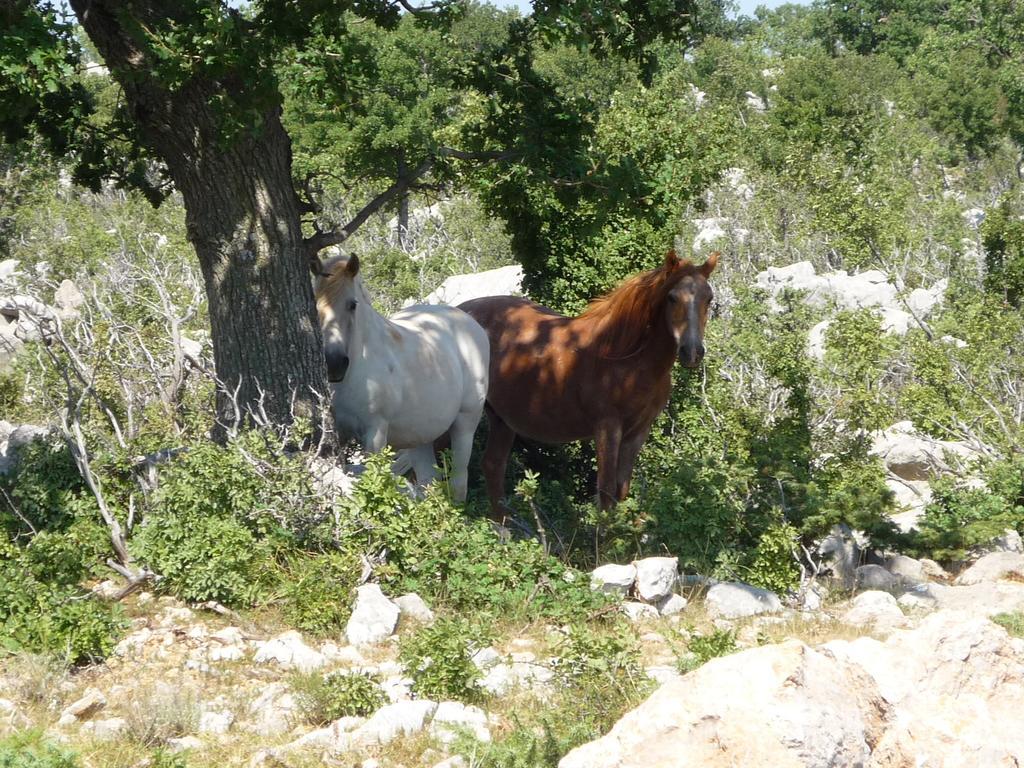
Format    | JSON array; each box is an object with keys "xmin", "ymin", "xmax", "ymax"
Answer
[
  {"xmin": 664, "ymin": 249, "xmax": 681, "ymax": 270},
  {"xmin": 345, "ymin": 253, "xmax": 360, "ymax": 277},
  {"xmin": 700, "ymin": 251, "xmax": 720, "ymax": 278}
]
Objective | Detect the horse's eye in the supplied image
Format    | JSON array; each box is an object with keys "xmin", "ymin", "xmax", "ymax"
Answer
[
  {"xmin": 666, "ymin": 294, "xmax": 678, "ymax": 304},
  {"xmin": 348, "ymin": 299, "xmax": 358, "ymax": 312}
]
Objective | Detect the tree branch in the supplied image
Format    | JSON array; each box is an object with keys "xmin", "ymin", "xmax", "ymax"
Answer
[{"xmin": 303, "ymin": 146, "xmax": 521, "ymax": 264}]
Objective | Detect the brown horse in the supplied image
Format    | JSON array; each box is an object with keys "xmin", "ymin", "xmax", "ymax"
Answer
[{"xmin": 459, "ymin": 250, "xmax": 719, "ymax": 523}]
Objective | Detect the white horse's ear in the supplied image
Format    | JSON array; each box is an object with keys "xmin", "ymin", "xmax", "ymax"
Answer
[{"xmin": 346, "ymin": 254, "xmax": 360, "ymax": 277}]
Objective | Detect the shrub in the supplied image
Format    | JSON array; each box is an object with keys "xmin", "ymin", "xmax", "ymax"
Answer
[
  {"xmin": 340, "ymin": 452, "xmax": 609, "ymax": 622},
  {"xmin": 677, "ymin": 628, "xmax": 737, "ymax": 673},
  {"xmin": 910, "ymin": 467, "xmax": 1024, "ymax": 563},
  {"xmin": 0, "ymin": 731, "xmax": 78, "ymax": 768},
  {"xmin": 399, "ymin": 617, "xmax": 485, "ymax": 702},
  {"xmin": 552, "ymin": 622, "xmax": 649, "ymax": 727},
  {"xmin": 746, "ymin": 520, "xmax": 800, "ymax": 594},
  {"xmin": 3, "ymin": 653, "xmax": 68, "ymax": 706},
  {"xmin": 292, "ymin": 670, "xmax": 386, "ymax": 725},
  {"xmin": 0, "ymin": 545, "xmax": 124, "ymax": 665},
  {"xmin": 123, "ymin": 683, "xmax": 200, "ymax": 748},
  {"xmin": 277, "ymin": 550, "xmax": 359, "ymax": 636},
  {"xmin": 133, "ymin": 438, "xmax": 300, "ymax": 606}
]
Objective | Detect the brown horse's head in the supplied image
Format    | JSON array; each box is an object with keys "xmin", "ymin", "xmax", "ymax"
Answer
[{"xmin": 663, "ymin": 250, "xmax": 718, "ymax": 368}]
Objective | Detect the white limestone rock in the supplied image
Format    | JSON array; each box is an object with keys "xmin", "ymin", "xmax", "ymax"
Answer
[
  {"xmin": 253, "ymin": 630, "xmax": 325, "ymax": 672},
  {"xmin": 633, "ymin": 557, "xmax": 679, "ymax": 603},
  {"xmin": 346, "ymin": 583, "xmax": 400, "ymax": 646},
  {"xmin": 705, "ymin": 582, "xmax": 782, "ymax": 619},
  {"xmin": 591, "ymin": 563, "xmax": 637, "ymax": 595}
]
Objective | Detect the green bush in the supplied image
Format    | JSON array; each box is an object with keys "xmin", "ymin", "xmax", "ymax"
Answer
[
  {"xmin": 0, "ymin": 441, "xmax": 124, "ymax": 665},
  {"xmin": 133, "ymin": 436, "xmax": 316, "ymax": 606},
  {"xmin": 746, "ymin": 521, "xmax": 800, "ymax": 594},
  {"xmin": 399, "ymin": 617, "xmax": 485, "ymax": 702},
  {"xmin": 277, "ymin": 550, "xmax": 359, "ymax": 636},
  {"xmin": 292, "ymin": 670, "xmax": 386, "ymax": 725},
  {"xmin": 910, "ymin": 461, "xmax": 1024, "ymax": 562},
  {"xmin": 340, "ymin": 452, "xmax": 609, "ymax": 622},
  {"xmin": 0, "ymin": 551, "xmax": 124, "ymax": 665},
  {"xmin": 0, "ymin": 731, "xmax": 78, "ymax": 768},
  {"xmin": 677, "ymin": 628, "xmax": 738, "ymax": 673}
]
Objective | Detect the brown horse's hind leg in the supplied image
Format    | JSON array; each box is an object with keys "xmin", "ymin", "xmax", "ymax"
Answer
[
  {"xmin": 595, "ymin": 420, "xmax": 623, "ymax": 509},
  {"xmin": 482, "ymin": 408, "xmax": 516, "ymax": 523}
]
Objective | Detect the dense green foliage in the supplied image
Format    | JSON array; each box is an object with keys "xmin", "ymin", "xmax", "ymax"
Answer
[
  {"xmin": 0, "ymin": 441, "xmax": 123, "ymax": 664},
  {"xmin": 399, "ymin": 616, "xmax": 486, "ymax": 702}
]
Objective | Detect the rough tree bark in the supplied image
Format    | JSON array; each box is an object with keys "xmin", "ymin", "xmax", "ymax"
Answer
[{"xmin": 70, "ymin": 0, "xmax": 327, "ymax": 433}]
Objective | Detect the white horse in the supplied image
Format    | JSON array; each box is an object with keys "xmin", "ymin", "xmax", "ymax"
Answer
[{"xmin": 314, "ymin": 254, "xmax": 489, "ymax": 502}]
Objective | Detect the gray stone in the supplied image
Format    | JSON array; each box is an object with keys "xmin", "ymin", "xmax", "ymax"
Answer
[
  {"xmin": 854, "ymin": 564, "xmax": 901, "ymax": 593},
  {"xmin": 559, "ymin": 639, "xmax": 889, "ymax": 768},
  {"xmin": 58, "ymin": 688, "xmax": 106, "ymax": 724},
  {"xmin": 985, "ymin": 529, "xmax": 1024, "ymax": 555},
  {"xmin": 471, "ymin": 647, "xmax": 502, "ymax": 671},
  {"xmin": 655, "ymin": 593, "xmax": 688, "ymax": 616},
  {"xmin": 6, "ymin": 424, "xmax": 47, "ymax": 453},
  {"xmin": 380, "ymin": 675, "xmax": 414, "ymax": 703},
  {"xmin": 633, "ymin": 557, "xmax": 679, "ymax": 602},
  {"xmin": 246, "ymin": 683, "xmax": 298, "ymax": 737},
  {"xmin": 351, "ymin": 700, "xmax": 437, "ymax": 746},
  {"xmin": 705, "ymin": 582, "xmax": 783, "ymax": 619},
  {"xmin": 395, "ymin": 592, "xmax": 435, "ymax": 623},
  {"xmin": 843, "ymin": 590, "xmax": 907, "ymax": 630},
  {"xmin": 884, "ymin": 554, "xmax": 928, "ymax": 584},
  {"xmin": 166, "ymin": 736, "xmax": 204, "ymax": 753},
  {"xmin": 53, "ymin": 280, "xmax": 84, "ymax": 317},
  {"xmin": 199, "ymin": 709, "xmax": 234, "ymax": 734},
  {"xmin": 870, "ymin": 421, "xmax": 979, "ymax": 481},
  {"xmin": 286, "ymin": 715, "xmax": 365, "ymax": 753},
  {"xmin": 253, "ymin": 630, "xmax": 325, "ymax": 672},
  {"xmin": 481, "ymin": 662, "xmax": 554, "ymax": 695},
  {"xmin": 590, "ymin": 564, "xmax": 637, "ymax": 595},
  {"xmin": 644, "ymin": 666, "xmax": 682, "ymax": 685},
  {"xmin": 422, "ymin": 265, "xmax": 523, "ymax": 307},
  {"xmin": 346, "ymin": 583, "xmax": 400, "ymax": 646},
  {"xmin": 956, "ymin": 551, "xmax": 1024, "ymax": 586},
  {"xmin": 0, "ymin": 259, "xmax": 19, "ymax": 282}
]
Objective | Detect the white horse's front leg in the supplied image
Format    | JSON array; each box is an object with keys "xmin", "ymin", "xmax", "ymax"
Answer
[{"xmin": 362, "ymin": 419, "xmax": 389, "ymax": 454}]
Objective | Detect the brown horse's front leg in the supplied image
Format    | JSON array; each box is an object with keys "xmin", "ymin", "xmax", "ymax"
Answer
[
  {"xmin": 615, "ymin": 425, "xmax": 654, "ymax": 501},
  {"xmin": 594, "ymin": 420, "xmax": 623, "ymax": 509}
]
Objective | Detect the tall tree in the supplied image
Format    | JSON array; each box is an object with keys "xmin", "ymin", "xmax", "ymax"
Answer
[{"xmin": 2, "ymin": 0, "xmax": 700, "ymax": 429}]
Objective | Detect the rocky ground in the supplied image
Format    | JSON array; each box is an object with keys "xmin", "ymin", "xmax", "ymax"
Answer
[{"xmin": 2, "ymin": 544, "xmax": 1023, "ymax": 768}]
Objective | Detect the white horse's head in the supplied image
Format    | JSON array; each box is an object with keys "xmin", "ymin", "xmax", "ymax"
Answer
[{"xmin": 314, "ymin": 254, "xmax": 368, "ymax": 383}]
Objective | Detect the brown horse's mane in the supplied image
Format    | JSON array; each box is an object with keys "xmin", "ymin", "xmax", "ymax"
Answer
[{"xmin": 579, "ymin": 255, "xmax": 696, "ymax": 358}]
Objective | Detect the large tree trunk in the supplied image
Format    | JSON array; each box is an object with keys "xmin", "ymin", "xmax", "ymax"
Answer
[{"xmin": 70, "ymin": 0, "xmax": 327, "ymax": 433}]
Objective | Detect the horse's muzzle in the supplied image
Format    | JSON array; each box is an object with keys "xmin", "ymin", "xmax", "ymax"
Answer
[
  {"xmin": 325, "ymin": 349, "xmax": 350, "ymax": 383},
  {"xmin": 678, "ymin": 344, "xmax": 705, "ymax": 369}
]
